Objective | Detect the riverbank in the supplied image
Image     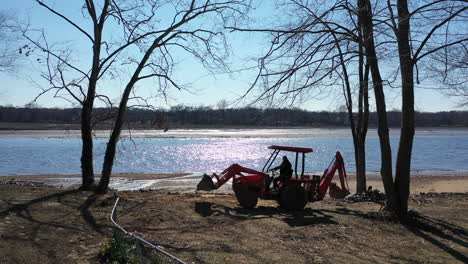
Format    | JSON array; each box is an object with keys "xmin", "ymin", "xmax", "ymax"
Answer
[
  {"xmin": 2, "ymin": 173, "xmax": 468, "ymax": 194},
  {"xmin": 0, "ymin": 182, "xmax": 466, "ymax": 263}
]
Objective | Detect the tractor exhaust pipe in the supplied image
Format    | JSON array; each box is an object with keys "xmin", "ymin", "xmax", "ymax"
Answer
[{"xmin": 197, "ymin": 174, "xmax": 216, "ymax": 191}]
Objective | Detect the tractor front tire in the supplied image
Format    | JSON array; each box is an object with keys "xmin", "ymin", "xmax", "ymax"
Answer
[
  {"xmin": 235, "ymin": 187, "xmax": 259, "ymax": 209},
  {"xmin": 279, "ymin": 183, "xmax": 307, "ymax": 210}
]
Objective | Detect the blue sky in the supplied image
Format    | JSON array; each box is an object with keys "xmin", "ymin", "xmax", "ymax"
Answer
[{"xmin": 0, "ymin": 0, "xmax": 466, "ymax": 112}]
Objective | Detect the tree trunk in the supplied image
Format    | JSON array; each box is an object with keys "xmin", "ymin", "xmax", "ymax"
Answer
[
  {"xmin": 394, "ymin": 0, "xmax": 414, "ymax": 216},
  {"xmin": 355, "ymin": 136, "xmax": 367, "ymax": 193},
  {"xmin": 96, "ymin": 108, "xmax": 126, "ymax": 194},
  {"xmin": 79, "ymin": 48, "xmax": 102, "ymax": 190},
  {"xmin": 79, "ymin": 41, "xmax": 102, "ymax": 190},
  {"xmin": 355, "ymin": 36, "xmax": 369, "ymax": 194},
  {"xmin": 78, "ymin": 1, "xmax": 108, "ymax": 190},
  {"xmin": 324, "ymin": 20, "xmax": 368, "ymax": 194},
  {"xmin": 97, "ymin": 39, "xmax": 161, "ymax": 193},
  {"xmin": 370, "ymin": 68, "xmax": 394, "ymax": 205},
  {"xmin": 96, "ymin": 73, "xmax": 138, "ymax": 194},
  {"xmin": 80, "ymin": 103, "xmax": 94, "ymax": 189},
  {"xmin": 358, "ymin": 0, "xmax": 395, "ymax": 208},
  {"xmin": 77, "ymin": 0, "xmax": 110, "ymax": 190}
]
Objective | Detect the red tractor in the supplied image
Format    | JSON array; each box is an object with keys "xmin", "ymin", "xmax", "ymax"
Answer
[{"xmin": 197, "ymin": 145, "xmax": 350, "ymax": 210}]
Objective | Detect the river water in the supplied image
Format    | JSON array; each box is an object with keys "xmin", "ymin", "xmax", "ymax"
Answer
[{"xmin": 1, "ymin": 128, "xmax": 467, "ymax": 176}]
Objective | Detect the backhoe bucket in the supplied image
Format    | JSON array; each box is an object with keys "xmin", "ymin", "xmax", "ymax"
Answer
[
  {"xmin": 197, "ymin": 174, "xmax": 216, "ymax": 191},
  {"xmin": 329, "ymin": 182, "xmax": 350, "ymax": 199}
]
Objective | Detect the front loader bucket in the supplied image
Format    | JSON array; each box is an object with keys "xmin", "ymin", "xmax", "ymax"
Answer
[{"xmin": 197, "ymin": 174, "xmax": 216, "ymax": 191}]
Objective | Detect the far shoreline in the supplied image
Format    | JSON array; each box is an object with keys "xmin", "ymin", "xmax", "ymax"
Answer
[
  {"xmin": 1, "ymin": 126, "xmax": 468, "ymax": 139},
  {"xmin": 1, "ymin": 122, "xmax": 468, "ymax": 131},
  {"xmin": 1, "ymin": 173, "xmax": 467, "ymax": 194}
]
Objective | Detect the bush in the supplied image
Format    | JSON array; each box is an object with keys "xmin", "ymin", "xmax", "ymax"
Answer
[{"xmin": 98, "ymin": 237, "xmax": 138, "ymax": 264}]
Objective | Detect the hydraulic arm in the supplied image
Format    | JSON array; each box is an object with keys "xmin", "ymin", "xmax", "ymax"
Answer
[
  {"xmin": 197, "ymin": 163, "xmax": 267, "ymax": 191},
  {"xmin": 317, "ymin": 152, "xmax": 350, "ymax": 200}
]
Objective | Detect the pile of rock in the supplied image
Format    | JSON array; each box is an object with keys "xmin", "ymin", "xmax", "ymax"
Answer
[{"xmin": 345, "ymin": 186, "xmax": 386, "ymax": 203}]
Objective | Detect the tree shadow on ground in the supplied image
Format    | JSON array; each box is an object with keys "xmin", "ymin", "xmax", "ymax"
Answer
[
  {"xmin": 403, "ymin": 213, "xmax": 468, "ymax": 263},
  {"xmin": 320, "ymin": 207, "xmax": 468, "ymax": 263},
  {"xmin": 78, "ymin": 194, "xmax": 108, "ymax": 234},
  {"xmin": 321, "ymin": 207, "xmax": 400, "ymax": 222},
  {"xmin": 0, "ymin": 188, "xmax": 111, "ymax": 235},
  {"xmin": 194, "ymin": 202, "xmax": 337, "ymax": 226},
  {"xmin": 0, "ymin": 189, "xmax": 80, "ymax": 218}
]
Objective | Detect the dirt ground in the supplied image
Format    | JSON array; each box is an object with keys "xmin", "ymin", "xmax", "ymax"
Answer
[{"xmin": 0, "ymin": 182, "xmax": 467, "ymax": 264}]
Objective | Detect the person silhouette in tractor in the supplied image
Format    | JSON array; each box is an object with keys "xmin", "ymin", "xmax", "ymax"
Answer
[{"xmin": 267, "ymin": 156, "xmax": 293, "ymax": 191}]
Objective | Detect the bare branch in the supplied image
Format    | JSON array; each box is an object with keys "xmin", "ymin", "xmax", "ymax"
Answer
[
  {"xmin": 413, "ymin": 6, "xmax": 467, "ymax": 62},
  {"xmin": 417, "ymin": 37, "xmax": 468, "ymax": 62},
  {"xmin": 36, "ymin": 0, "xmax": 94, "ymax": 42}
]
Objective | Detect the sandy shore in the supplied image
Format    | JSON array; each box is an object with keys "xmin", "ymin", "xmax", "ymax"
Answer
[{"xmin": 1, "ymin": 173, "xmax": 467, "ymax": 194}]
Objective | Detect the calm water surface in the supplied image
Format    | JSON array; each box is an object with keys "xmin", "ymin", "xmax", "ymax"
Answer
[{"xmin": 0, "ymin": 129, "xmax": 467, "ymax": 175}]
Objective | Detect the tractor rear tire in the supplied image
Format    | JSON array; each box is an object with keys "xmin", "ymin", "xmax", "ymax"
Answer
[
  {"xmin": 235, "ymin": 187, "xmax": 258, "ymax": 209},
  {"xmin": 279, "ymin": 183, "xmax": 307, "ymax": 210}
]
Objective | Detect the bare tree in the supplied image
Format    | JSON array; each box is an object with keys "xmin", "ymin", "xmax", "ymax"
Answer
[
  {"xmin": 230, "ymin": 0, "xmax": 373, "ymax": 193},
  {"xmin": 353, "ymin": 0, "xmax": 468, "ymax": 215},
  {"xmin": 385, "ymin": 0, "xmax": 468, "ymax": 215},
  {"xmin": 305, "ymin": 1, "xmax": 372, "ymax": 193},
  {"xmin": 96, "ymin": 0, "xmax": 251, "ymax": 193},
  {"xmin": 23, "ymin": 0, "xmax": 116, "ymax": 189},
  {"xmin": 25, "ymin": 0, "xmax": 251, "ymax": 192},
  {"xmin": 322, "ymin": 0, "xmax": 468, "ymax": 216},
  {"xmin": 357, "ymin": 0, "xmax": 395, "ymax": 208},
  {"xmin": 234, "ymin": 0, "xmax": 467, "ymax": 216}
]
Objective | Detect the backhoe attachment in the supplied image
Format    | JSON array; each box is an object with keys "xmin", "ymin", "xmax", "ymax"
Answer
[{"xmin": 317, "ymin": 151, "xmax": 350, "ymax": 200}]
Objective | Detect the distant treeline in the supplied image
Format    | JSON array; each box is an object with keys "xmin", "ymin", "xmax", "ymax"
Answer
[{"xmin": 0, "ymin": 106, "xmax": 467, "ymax": 128}]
